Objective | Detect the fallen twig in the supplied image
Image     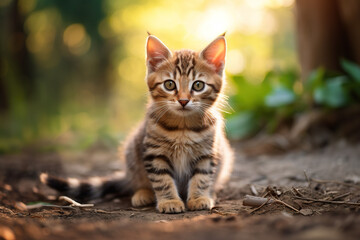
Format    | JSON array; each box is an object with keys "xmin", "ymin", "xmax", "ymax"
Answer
[
  {"xmin": 331, "ymin": 192, "xmax": 351, "ymax": 201},
  {"xmin": 249, "ymin": 198, "xmax": 270, "ymax": 214},
  {"xmin": 59, "ymin": 196, "xmax": 94, "ymax": 208},
  {"xmin": 244, "ymin": 195, "xmax": 301, "ymax": 214},
  {"xmin": 264, "ymin": 186, "xmax": 279, "ymax": 197},
  {"xmin": 243, "ymin": 195, "xmax": 274, "ymax": 207},
  {"xmin": 304, "ymin": 171, "xmax": 311, "ymax": 187},
  {"xmin": 294, "ymin": 196, "xmax": 360, "ymax": 206},
  {"xmin": 250, "ymin": 185, "xmax": 259, "ymax": 196},
  {"xmin": 292, "ymin": 187, "xmax": 305, "ymax": 198},
  {"xmin": 211, "ymin": 208, "xmax": 237, "ymax": 216},
  {"xmin": 274, "ymin": 199, "xmax": 300, "ymax": 213},
  {"xmin": 93, "ymin": 209, "xmax": 124, "ymax": 214},
  {"xmin": 15, "ymin": 202, "xmax": 75, "ymax": 211},
  {"xmin": 15, "ymin": 196, "xmax": 93, "ymax": 211}
]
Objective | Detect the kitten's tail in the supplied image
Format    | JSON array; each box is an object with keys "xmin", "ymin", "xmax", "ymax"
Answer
[{"xmin": 39, "ymin": 172, "xmax": 132, "ymax": 201}]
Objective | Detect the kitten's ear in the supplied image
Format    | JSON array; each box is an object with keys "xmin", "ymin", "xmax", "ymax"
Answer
[
  {"xmin": 146, "ymin": 35, "xmax": 172, "ymax": 73},
  {"xmin": 200, "ymin": 35, "xmax": 226, "ymax": 75}
]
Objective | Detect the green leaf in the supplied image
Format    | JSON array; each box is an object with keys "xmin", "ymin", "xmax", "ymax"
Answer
[
  {"xmin": 262, "ymin": 70, "xmax": 275, "ymax": 84},
  {"xmin": 230, "ymin": 75, "xmax": 271, "ymax": 111},
  {"xmin": 341, "ymin": 58, "xmax": 360, "ymax": 83},
  {"xmin": 265, "ymin": 86, "xmax": 296, "ymax": 107},
  {"xmin": 226, "ymin": 112, "xmax": 258, "ymax": 139},
  {"xmin": 313, "ymin": 87, "xmax": 325, "ymax": 104},
  {"xmin": 306, "ymin": 68, "xmax": 325, "ymax": 90},
  {"xmin": 313, "ymin": 76, "xmax": 349, "ymax": 108},
  {"xmin": 278, "ymin": 69, "xmax": 298, "ymax": 89}
]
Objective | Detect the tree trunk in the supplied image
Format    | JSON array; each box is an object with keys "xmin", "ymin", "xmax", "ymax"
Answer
[{"xmin": 295, "ymin": 0, "xmax": 360, "ymax": 81}]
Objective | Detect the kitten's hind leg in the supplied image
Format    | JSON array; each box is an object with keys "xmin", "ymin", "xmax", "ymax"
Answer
[{"xmin": 131, "ymin": 188, "xmax": 156, "ymax": 207}]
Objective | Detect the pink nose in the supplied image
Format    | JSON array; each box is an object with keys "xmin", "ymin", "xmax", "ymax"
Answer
[{"xmin": 178, "ymin": 99, "xmax": 189, "ymax": 107}]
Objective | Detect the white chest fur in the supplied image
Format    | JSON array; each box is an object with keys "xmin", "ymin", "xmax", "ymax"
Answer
[{"xmin": 167, "ymin": 129, "xmax": 214, "ymax": 177}]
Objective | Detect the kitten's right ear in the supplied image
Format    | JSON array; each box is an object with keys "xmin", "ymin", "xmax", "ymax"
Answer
[
  {"xmin": 146, "ymin": 35, "xmax": 172, "ymax": 73},
  {"xmin": 200, "ymin": 35, "xmax": 226, "ymax": 76}
]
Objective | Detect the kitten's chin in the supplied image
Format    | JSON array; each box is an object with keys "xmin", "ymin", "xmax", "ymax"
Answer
[{"xmin": 173, "ymin": 107, "xmax": 195, "ymax": 116}]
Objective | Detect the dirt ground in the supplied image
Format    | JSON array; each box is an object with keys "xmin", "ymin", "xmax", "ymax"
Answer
[{"xmin": 1, "ymin": 139, "xmax": 360, "ymax": 240}]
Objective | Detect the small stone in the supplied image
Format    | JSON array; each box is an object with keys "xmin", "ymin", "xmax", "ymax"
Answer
[
  {"xmin": 14, "ymin": 202, "xmax": 27, "ymax": 211},
  {"xmin": 300, "ymin": 208, "xmax": 313, "ymax": 216}
]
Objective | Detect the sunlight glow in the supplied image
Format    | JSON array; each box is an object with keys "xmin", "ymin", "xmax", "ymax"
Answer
[
  {"xmin": 196, "ymin": 7, "xmax": 232, "ymax": 41},
  {"xmin": 226, "ymin": 50, "xmax": 246, "ymax": 74},
  {"xmin": 245, "ymin": 0, "xmax": 294, "ymax": 9},
  {"xmin": 267, "ymin": 0, "xmax": 294, "ymax": 8}
]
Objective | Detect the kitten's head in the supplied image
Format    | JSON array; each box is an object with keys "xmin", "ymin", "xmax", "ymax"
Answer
[{"xmin": 145, "ymin": 34, "xmax": 226, "ymax": 117}]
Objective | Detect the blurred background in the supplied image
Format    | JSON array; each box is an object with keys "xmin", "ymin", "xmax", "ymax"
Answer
[{"xmin": 1, "ymin": 0, "xmax": 359, "ymax": 154}]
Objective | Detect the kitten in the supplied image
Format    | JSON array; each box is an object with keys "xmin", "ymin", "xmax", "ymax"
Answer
[{"xmin": 40, "ymin": 34, "xmax": 234, "ymax": 213}]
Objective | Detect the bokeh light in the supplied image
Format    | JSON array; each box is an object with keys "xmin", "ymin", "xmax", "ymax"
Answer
[{"xmin": 63, "ymin": 24, "xmax": 91, "ymax": 56}]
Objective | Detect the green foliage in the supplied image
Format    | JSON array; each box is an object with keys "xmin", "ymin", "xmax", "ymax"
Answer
[
  {"xmin": 226, "ymin": 68, "xmax": 301, "ymax": 139},
  {"xmin": 341, "ymin": 58, "xmax": 360, "ymax": 83},
  {"xmin": 313, "ymin": 76, "xmax": 349, "ymax": 108},
  {"xmin": 226, "ymin": 60, "xmax": 360, "ymax": 140},
  {"xmin": 265, "ymin": 86, "xmax": 296, "ymax": 107},
  {"xmin": 226, "ymin": 111, "xmax": 258, "ymax": 139}
]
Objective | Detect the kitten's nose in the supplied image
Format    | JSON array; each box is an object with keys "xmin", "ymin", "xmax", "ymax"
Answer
[{"xmin": 178, "ymin": 99, "xmax": 189, "ymax": 107}]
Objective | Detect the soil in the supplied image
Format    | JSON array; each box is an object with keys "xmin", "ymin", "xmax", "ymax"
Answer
[{"xmin": 1, "ymin": 139, "xmax": 360, "ymax": 240}]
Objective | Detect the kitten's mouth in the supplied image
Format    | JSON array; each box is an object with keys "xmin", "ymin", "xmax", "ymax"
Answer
[{"xmin": 177, "ymin": 107, "xmax": 190, "ymax": 111}]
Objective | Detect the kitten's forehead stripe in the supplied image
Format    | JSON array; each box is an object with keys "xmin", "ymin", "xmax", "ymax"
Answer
[
  {"xmin": 181, "ymin": 55, "xmax": 188, "ymax": 74},
  {"xmin": 176, "ymin": 66, "xmax": 182, "ymax": 77},
  {"xmin": 187, "ymin": 66, "xmax": 194, "ymax": 77},
  {"xmin": 192, "ymin": 58, "xmax": 196, "ymax": 79},
  {"xmin": 174, "ymin": 51, "xmax": 196, "ymax": 78}
]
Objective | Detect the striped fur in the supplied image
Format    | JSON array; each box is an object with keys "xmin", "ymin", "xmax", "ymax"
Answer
[{"xmin": 40, "ymin": 34, "xmax": 233, "ymax": 214}]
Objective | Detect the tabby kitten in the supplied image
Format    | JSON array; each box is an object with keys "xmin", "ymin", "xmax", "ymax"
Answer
[{"xmin": 41, "ymin": 34, "xmax": 233, "ymax": 213}]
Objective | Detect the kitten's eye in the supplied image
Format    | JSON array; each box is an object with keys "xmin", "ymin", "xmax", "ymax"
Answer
[
  {"xmin": 164, "ymin": 80, "xmax": 176, "ymax": 91},
  {"xmin": 192, "ymin": 81, "xmax": 205, "ymax": 91}
]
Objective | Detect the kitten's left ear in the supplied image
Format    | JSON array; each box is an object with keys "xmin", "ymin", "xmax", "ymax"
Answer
[
  {"xmin": 200, "ymin": 35, "xmax": 226, "ymax": 76},
  {"xmin": 146, "ymin": 35, "xmax": 172, "ymax": 73}
]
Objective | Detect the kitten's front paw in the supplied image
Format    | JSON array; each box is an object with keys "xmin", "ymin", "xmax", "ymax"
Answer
[
  {"xmin": 131, "ymin": 189, "xmax": 155, "ymax": 207},
  {"xmin": 187, "ymin": 196, "xmax": 214, "ymax": 211},
  {"xmin": 157, "ymin": 199, "xmax": 185, "ymax": 214}
]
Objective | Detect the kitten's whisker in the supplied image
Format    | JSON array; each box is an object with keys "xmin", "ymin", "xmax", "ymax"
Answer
[
  {"xmin": 155, "ymin": 109, "xmax": 170, "ymax": 125},
  {"xmin": 197, "ymin": 108, "xmax": 216, "ymax": 126},
  {"xmin": 200, "ymin": 102, "xmax": 232, "ymax": 114}
]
